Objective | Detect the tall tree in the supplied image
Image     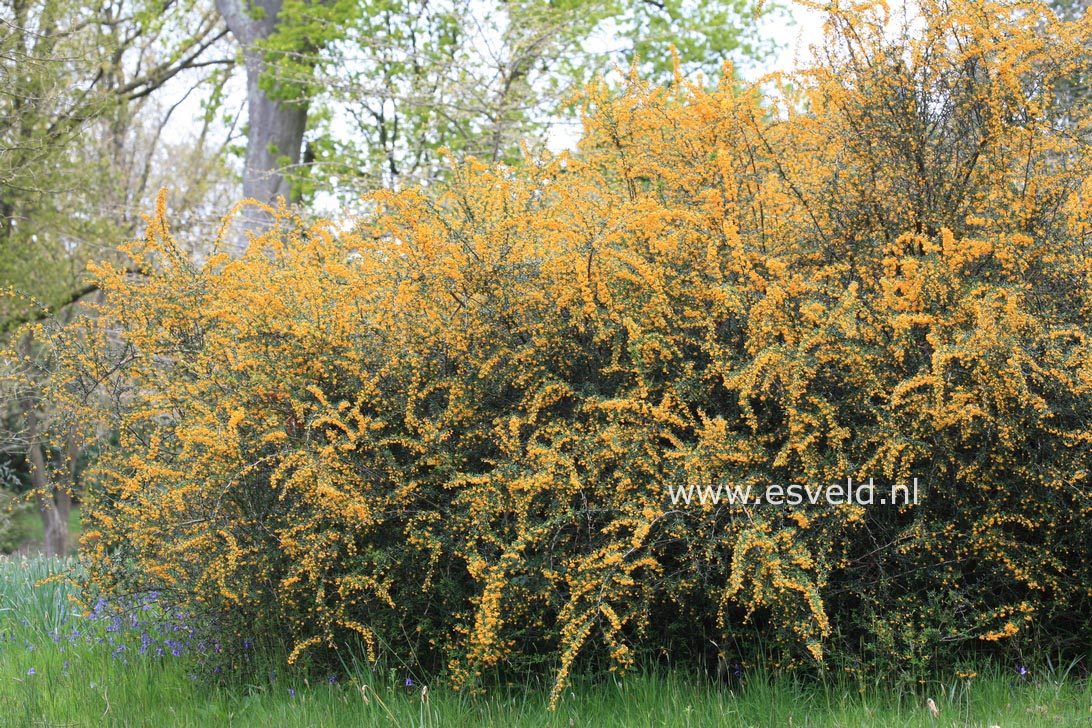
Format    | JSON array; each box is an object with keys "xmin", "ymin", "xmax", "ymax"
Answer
[
  {"xmin": 1, "ymin": 0, "xmax": 234, "ymax": 555},
  {"xmin": 214, "ymin": 0, "xmax": 323, "ymax": 244},
  {"xmin": 1, "ymin": 0, "xmax": 229, "ymax": 319}
]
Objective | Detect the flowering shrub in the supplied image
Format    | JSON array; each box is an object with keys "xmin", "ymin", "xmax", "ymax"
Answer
[{"xmin": 55, "ymin": 0, "xmax": 1092, "ymax": 700}]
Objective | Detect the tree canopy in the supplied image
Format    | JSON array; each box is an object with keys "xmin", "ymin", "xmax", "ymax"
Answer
[{"xmin": 214, "ymin": 0, "xmax": 776, "ymax": 229}]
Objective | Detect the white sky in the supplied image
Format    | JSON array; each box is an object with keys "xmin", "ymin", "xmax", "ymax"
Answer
[{"xmin": 750, "ymin": 1, "xmax": 828, "ymax": 80}]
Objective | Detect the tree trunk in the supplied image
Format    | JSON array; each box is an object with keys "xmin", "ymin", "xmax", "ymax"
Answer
[
  {"xmin": 215, "ymin": 0, "xmax": 310, "ymax": 253},
  {"xmin": 18, "ymin": 332, "xmax": 70, "ymax": 557},
  {"xmin": 25, "ymin": 414, "xmax": 70, "ymax": 557},
  {"xmin": 37, "ymin": 481, "xmax": 71, "ymax": 557}
]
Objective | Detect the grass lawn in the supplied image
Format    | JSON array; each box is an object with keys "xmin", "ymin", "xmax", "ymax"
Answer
[{"xmin": 1, "ymin": 557, "xmax": 1089, "ymax": 727}]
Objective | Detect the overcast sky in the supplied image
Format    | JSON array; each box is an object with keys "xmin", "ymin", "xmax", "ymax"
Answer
[{"xmin": 752, "ymin": 1, "xmax": 827, "ymax": 79}]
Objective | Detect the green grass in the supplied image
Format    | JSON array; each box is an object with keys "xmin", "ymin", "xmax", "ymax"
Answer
[{"xmin": 1, "ymin": 556, "xmax": 1089, "ymax": 728}]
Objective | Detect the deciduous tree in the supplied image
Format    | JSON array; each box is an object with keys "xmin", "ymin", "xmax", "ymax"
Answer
[{"xmin": 1, "ymin": 0, "xmax": 233, "ymax": 555}]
